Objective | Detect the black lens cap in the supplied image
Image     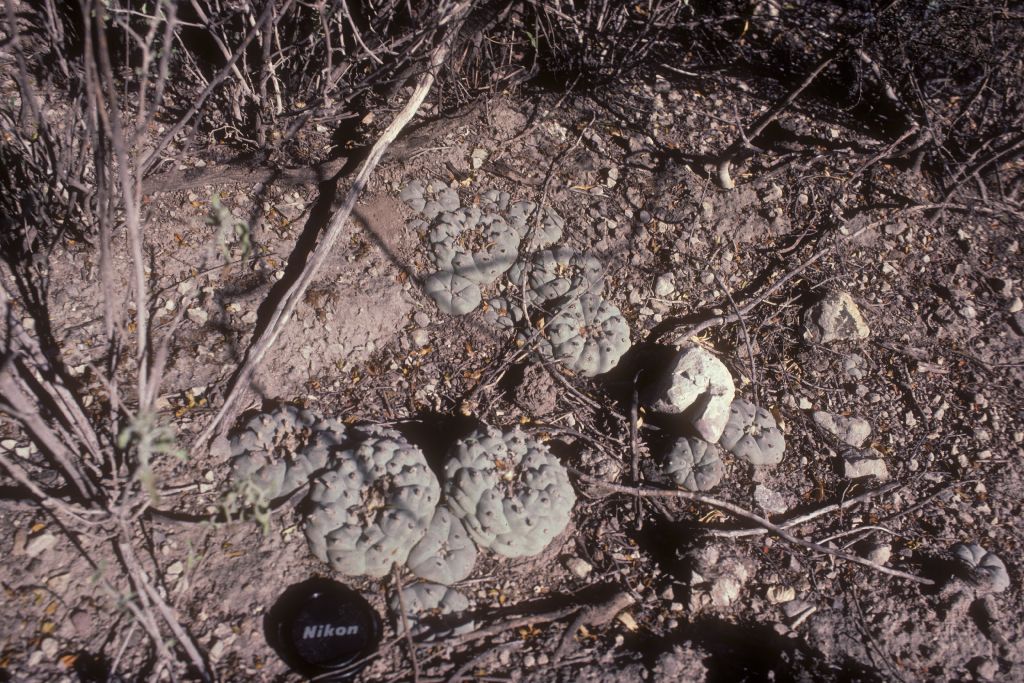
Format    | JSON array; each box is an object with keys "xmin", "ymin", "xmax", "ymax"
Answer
[{"xmin": 265, "ymin": 577, "xmax": 381, "ymax": 681}]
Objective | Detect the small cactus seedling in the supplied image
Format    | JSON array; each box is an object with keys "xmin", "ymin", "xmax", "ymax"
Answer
[
  {"xmin": 537, "ymin": 293, "xmax": 631, "ymax": 377},
  {"xmin": 303, "ymin": 426, "xmax": 440, "ymax": 578},
  {"xmin": 482, "ymin": 296, "xmax": 526, "ymax": 330},
  {"xmin": 951, "ymin": 543, "xmax": 1010, "ymax": 593},
  {"xmin": 444, "ymin": 426, "xmax": 576, "ymax": 558},
  {"xmin": 659, "ymin": 437, "xmax": 725, "ymax": 492},
  {"xmin": 406, "ymin": 506, "xmax": 478, "ymax": 585},
  {"xmin": 718, "ymin": 399, "xmax": 786, "ymax": 466},
  {"xmin": 229, "ymin": 406, "xmax": 346, "ymax": 502}
]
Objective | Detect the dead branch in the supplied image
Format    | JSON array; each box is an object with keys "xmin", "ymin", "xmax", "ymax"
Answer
[
  {"xmin": 198, "ymin": 3, "xmax": 474, "ymax": 447},
  {"xmin": 709, "ymin": 482, "xmax": 900, "ymax": 539},
  {"xmin": 570, "ymin": 469, "xmax": 934, "ymax": 585}
]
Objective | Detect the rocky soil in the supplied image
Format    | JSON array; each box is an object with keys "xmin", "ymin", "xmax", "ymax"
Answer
[{"xmin": 2, "ymin": 72, "xmax": 1022, "ymax": 683}]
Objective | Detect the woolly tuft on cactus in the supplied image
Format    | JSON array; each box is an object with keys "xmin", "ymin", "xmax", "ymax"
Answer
[{"xmin": 444, "ymin": 426, "xmax": 575, "ymax": 558}]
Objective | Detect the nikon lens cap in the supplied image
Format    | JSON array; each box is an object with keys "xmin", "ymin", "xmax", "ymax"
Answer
[{"xmin": 265, "ymin": 577, "xmax": 381, "ymax": 681}]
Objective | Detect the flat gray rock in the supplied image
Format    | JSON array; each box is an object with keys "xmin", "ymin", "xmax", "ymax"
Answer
[
  {"xmin": 842, "ymin": 449, "xmax": 889, "ymax": 481},
  {"xmin": 647, "ymin": 346, "xmax": 735, "ymax": 442},
  {"xmin": 803, "ymin": 291, "xmax": 870, "ymax": 344}
]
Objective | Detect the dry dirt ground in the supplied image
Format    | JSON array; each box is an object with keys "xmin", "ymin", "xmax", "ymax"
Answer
[{"xmin": 2, "ymin": 79, "xmax": 1023, "ymax": 682}]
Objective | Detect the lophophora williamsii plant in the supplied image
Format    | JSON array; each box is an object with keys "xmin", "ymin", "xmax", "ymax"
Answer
[
  {"xmin": 400, "ymin": 179, "xmax": 632, "ymax": 377},
  {"xmin": 229, "ymin": 405, "xmax": 347, "ymax": 503},
  {"xmin": 718, "ymin": 399, "xmax": 786, "ymax": 466},
  {"xmin": 656, "ymin": 436, "xmax": 726, "ymax": 492},
  {"xmin": 443, "ymin": 426, "xmax": 576, "ymax": 558},
  {"xmin": 303, "ymin": 425, "xmax": 440, "ymax": 578}
]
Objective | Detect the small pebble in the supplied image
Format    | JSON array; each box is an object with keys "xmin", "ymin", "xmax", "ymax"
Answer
[
  {"xmin": 40, "ymin": 637, "xmax": 59, "ymax": 659},
  {"xmin": 187, "ymin": 308, "xmax": 208, "ymax": 325},
  {"xmin": 565, "ymin": 557, "xmax": 593, "ymax": 579},
  {"xmin": 410, "ymin": 329, "xmax": 430, "ymax": 348}
]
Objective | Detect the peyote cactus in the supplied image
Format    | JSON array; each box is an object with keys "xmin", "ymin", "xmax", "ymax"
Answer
[
  {"xmin": 480, "ymin": 188, "xmax": 511, "ymax": 214},
  {"xmin": 423, "ymin": 270, "xmax": 482, "ymax": 316},
  {"xmin": 406, "ymin": 505, "xmax": 478, "ymax": 585},
  {"xmin": 507, "ymin": 247, "xmax": 604, "ymax": 305},
  {"xmin": 303, "ymin": 426, "xmax": 440, "ymax": 578},
  {"xmin": 401, "ymin": 179, "xmax": 461, "ymax": 220},
  {"xmin": 537, "ymin": 293, "xmax": 631, "ymax": 377},
  {"xmin": 951, "ymin": 543, "xmax": 1010, "ymax": 593},
  {"xmin": 507, "ymin": 201, "xmax": 564, "ymax": 248},
  {"xmin": 482, "ymin": 296, "xmax": 526, "ymax": 330},
  {"xmin": 658, "ymin": 437, "xmax": 725, "ymax": 492},
  {"xmin": 229, "ymin": 406, "xmax": 347, "ymax": 502},
  {"xmin": 391, "ymin": 582, "xmax": 473, "ymax": 638},
  {"xmin": 718, "ymin": 399, "xmax": 786, "ymax": 466},
  {"xmin": 444, "ymin": 426, "xmax": 576, "ymax": 558},
  {"xmin": 428, "ymin": 206, "xmax": 520, "ymax": 284}
]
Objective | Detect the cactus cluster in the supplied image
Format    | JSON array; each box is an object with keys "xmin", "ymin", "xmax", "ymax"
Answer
[
  {"xmin": 229, "ymin": 405, "xmax": 347, "ymax": 502},
  {"xmin": 400, "ymin": 178, "xmax": 631, "ymax": 377},
  {"xmin": 643, "ymin": 348, "xmax": 789, "ymax": 493}
]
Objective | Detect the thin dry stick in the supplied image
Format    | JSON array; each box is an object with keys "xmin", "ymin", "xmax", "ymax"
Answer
[
  {"xmin": 571, "ymin": 470, "xmax": 933, "ymax": 585},
  {"xmin": 711, "ymin": 268, "xmax": 758, "ymax": 404},
  {"xmin": 715, "ymin": 55, "xmax": 836, "ymax": 189},
  {"xmin": 198, "ymin": 14, "xmax": 467, "ymax": 447},
  {"xmin": 629, "ymin": 375, "xmax": 642, "ymax": 530},
  {"xmin": 433, "ymin": 606, "xmax": 580, "ymax": 647},
  {"xmin": 117, "ymin": 533, "xmax": 210, "ymax": 679},
  {"xmin": 392, "ymin": 567, "xmax": 421, "ymax": 683},
  {"xmin": 709, "ymin": 481, "xmax": 900, "ymax": 539}
]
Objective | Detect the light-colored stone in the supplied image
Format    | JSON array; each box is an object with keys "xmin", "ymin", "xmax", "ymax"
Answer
[
  {"xmin": 843, "ymin": 450, "xmax": 889, "ymax": 481},
  {"xmin": 40, "ymin": 637, "xmax": 59, "ymax": 658},
  {"xmin": 766, "ymin": 585, "xmax": 796, "ymax": 604},
  {"xmin": 812, "ymin": 411, "xmax": 871, "ymax": 447},
  {"xmin": 565, "ymin": 557, "xmax": 593, "ymax": 579},
  {"xmin": 864, "ymin": 543, "xmax": 891, "ymax": 565},
  {"xmin": 803, "ymin": 291, "xmax": 870, "ymax": 344},
  {"xmin": 654, "ymin": 274, "xmax": 676, "ymax": 297},
  {"xmin": 187, "ymin": 307, "xmax": 208, "ymax": 325},
  {"xmin": 754, "ymin": 485, "xmax": 788, "ymax": 515},
  {"xmin": 25, "ymin": 533, "xmax": 57, "ymax": 558},
  {"xmin": 647, "ymin": 346, "xmax": 735, "ymax": 442},
  {"xmin": 410, "ymin": 328, "xmax": 430, "ymax": 348}
]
